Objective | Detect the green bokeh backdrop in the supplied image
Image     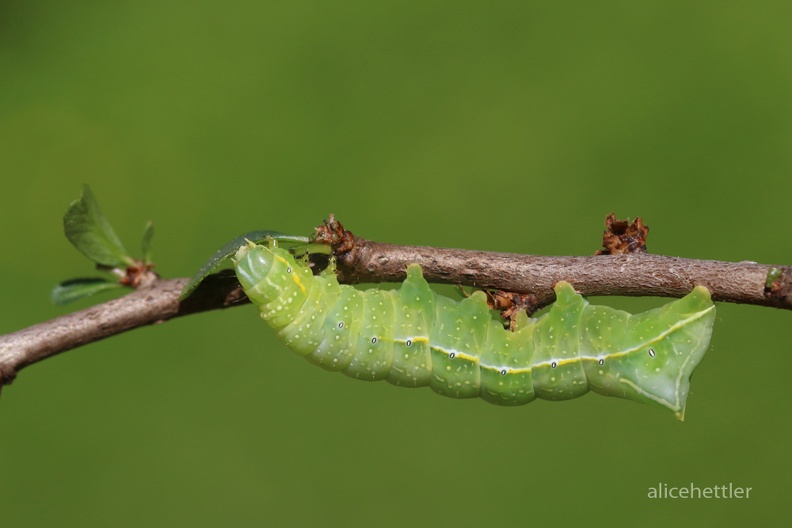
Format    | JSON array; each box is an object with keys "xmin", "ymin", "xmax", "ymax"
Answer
[{"xmin": 2, "ymin": 1, "xmax": 791, "ymax": 526}]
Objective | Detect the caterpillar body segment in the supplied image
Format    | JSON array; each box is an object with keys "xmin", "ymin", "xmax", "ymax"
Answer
[{"xmin": 235, "ymin": 244, "xmax": 715, "ymax": 419}]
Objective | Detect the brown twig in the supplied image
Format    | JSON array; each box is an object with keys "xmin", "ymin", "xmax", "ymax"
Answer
[
  {"xmin": 0, "ymin": 271, "xmax": 247, "ymax": 386},
  {"xmin": 331, "ymin": 240, "xmax": 792, "ymax": 307},
  {"xmin": 2, "ymin": 227, "xmax": 791, "ymax": 387}
]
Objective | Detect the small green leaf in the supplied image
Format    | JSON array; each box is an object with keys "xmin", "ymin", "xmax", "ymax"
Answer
[
  {"xmin": 51, "ymin": 278, "xmax": 125, "ymax": 305},
  {"xmin": 141, "ymin": 221, "xmax": 154, "ymax": 264},
  {"xmin": 63, "ymin": 185, "xmax": 134, "ymax": 268},
  {"xmin": 179, "ymin": 230, "xmax": 310, "ymax": 301}
]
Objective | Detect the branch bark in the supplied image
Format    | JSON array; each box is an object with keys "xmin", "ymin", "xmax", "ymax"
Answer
[
  {"xmin": 333, "ymin": 241, "xmax": 792, "ymax": 309},
  {"xmin": 2, "ymin": 238, "xmax": 790, "ymax": 387},
  {"xmin": 0, "ymin": 272, "xmax": 248, "ymax": 387}
]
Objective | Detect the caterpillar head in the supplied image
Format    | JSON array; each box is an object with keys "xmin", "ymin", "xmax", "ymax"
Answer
[
  {"xmin": 235, "ymin": 242, "xmax": 272, "ymax": 285},
  {"xmin": 234, "ymin": 242, "xmax": 311, "ymax": 303}
]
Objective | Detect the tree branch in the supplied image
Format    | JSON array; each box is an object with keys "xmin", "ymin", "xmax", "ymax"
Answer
[
  {"xmin": 0, "ymin": 272, "xmax": 248, "ymax": 387},
  {"xmin": 333, "ymin": 240, "xmax": 792, "ymax": 309},
  {"xmin": 2, "ymin": 235, "xmax": 790, "ymax": 388}
]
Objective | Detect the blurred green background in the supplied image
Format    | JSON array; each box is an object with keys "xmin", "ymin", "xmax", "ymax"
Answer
[{"xmin": 2, "ymin": 1, "xmax": 791, "ymax": 526}]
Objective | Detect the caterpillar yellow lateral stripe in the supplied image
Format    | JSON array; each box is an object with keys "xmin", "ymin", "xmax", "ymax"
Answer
[{"xmin": 234, "ymin": 242, "xmax": 715, "ymax": 420}]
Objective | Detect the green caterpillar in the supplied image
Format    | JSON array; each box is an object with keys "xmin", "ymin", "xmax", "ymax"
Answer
[{"xmin": 235, "ymin": 242, "xmax": 716, "ymax": 420}]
